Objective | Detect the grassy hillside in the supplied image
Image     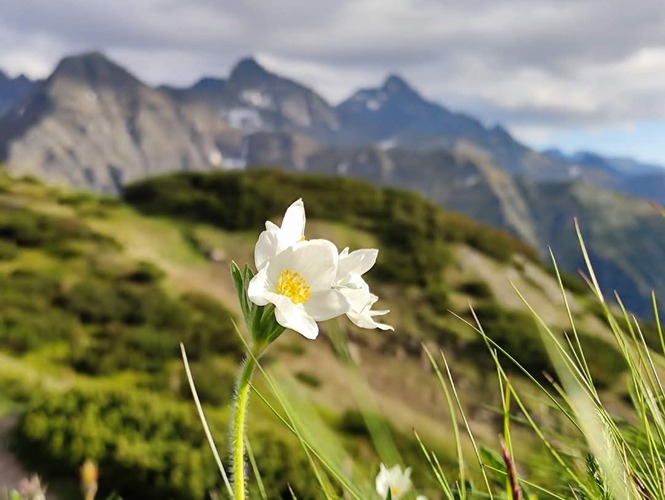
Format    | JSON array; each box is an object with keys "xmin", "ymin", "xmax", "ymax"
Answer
[
  {"xmin": 0, "ymin": 170, "xmax": 642, "ymax": 498},
  {"xmin": 265, "ymin": 148, "xmax": 664, "ymax": 320}
]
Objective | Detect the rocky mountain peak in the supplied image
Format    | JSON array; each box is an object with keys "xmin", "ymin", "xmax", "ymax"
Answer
[
  {"xmin": 48, "ymin": 51, "xmax": 142, "ymax": 90},
  {"xmin": 381, "ymin": 74, "xmax": 417, "ymax": 96},
  {"xmin": 228, "ymin": 57, "xmax": 272, "ymax": 85}
]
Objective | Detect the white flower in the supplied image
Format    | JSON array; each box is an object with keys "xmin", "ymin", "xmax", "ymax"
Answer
[
  {"xmin": 336, "ymin": 247, "xmax": 378, "ymax": 289},
  {"xmin": 254, "ymin": 198, "xmax": 306, "ymax": 271},
  {"xmin": 343, "ymin": 289, "xmax": 394, "ymax": 331},
  {"xmin": 375, "ymin": 464, "xmax": 412, "ymax": 499},
  {"xmin": 336, "ymin": 247, "xmax": 393, "ymax": 331},
  {"xmin": 248, "ymin": 239, "xmax": 350, "ymax": 339}
]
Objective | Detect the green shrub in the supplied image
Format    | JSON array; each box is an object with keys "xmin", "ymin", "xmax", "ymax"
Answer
[
  {"xmin": 44, "ymin": 241, "xmax": 82, "ymax": 259},
  {"xmin": 0, "ymin": 207, "xmax": 93, "ymax": 247},
  {"xmin": 468, "ymin": 302, "xmax": 551, "ymax": 377},
  {"xmin": 574, "ymin": 334, "xmax": 626, "ymax": 389},
  {"xmin": 295, "ymin": 371, "xmax": 321, "ymax": 388},
  {"xmin": 425, "ymin": 282, "xmax": 451, "ymax": 314},
  {"xmin": 248, "ymin": 430, "xmax": 331, "ymax": 499},
  {"xmin": 0, "ymin": 270, "xmax": 75, "ymax": 353},
  {"xmin": 175, "ymin": 359, "xmax": 237, "ymax": 406},
  {"xmin": 62, "ymin": 282, "xmax": 241, "ymax": 375},
  {"xmin": 54, "ymin": 280, "xmax": 133, "ymax": 324},
  {"xmin": 459, "ymin": 280, "xmax": 493, "ymax": 299},
  {"xmin": 123, "ymin": 169, "xmax": 538, "ymax": 294},
  {"xmin": 338, "ymin": 409, "xmax": 371, "ymax": 437},
  {"xmin": 124, "ymin": 261, "xmax": 165, "ymax": 284},
  {"xmin": 0, "ymin": 240, "xmax": 18, "ymax": 260},
  {"xmin": 16, "ymin": 386, "xmax": 326, "ymax": 500},
  {"xmin": 15, "ymin": 387, "xmax": 224, "ymax": 500},
  {"xmin": 543, "ymin": 265, "xmax": 589, "ymax": 296}
]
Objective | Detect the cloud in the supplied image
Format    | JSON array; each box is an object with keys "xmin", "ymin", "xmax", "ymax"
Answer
[{"xmin": 1, "ymin": 0, "xmax": 665, "ymax": 133}]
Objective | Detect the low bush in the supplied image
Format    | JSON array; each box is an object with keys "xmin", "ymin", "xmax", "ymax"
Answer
[
  {"xmin": 459, "ymin": 280, "xmax": 493, "ymax": 299},
  {"xmin": 15, "ymin": 387, "xmax": 223, "ymax": 500},
  {"xmin": 0, "ymin": 240, "xmax": 18, "ymax": 260},
  {"xmin": 468, "ymin": 302, "xmax": 551, "ymax": 377},
  {"xmin": 124, "ymin": 169, "xmax": 539, "ymax": 294},
  {"xmin": 64, "ymin": 283, "xmax": 241, "ymax": 375},
  {"xmin": 16, "ymin": 386, "xmax": 326, "ymax": 500},
  {"xmin": 574, "ymin": 333, "xmax": 626, "ymax": 389},
  {"xmin": 124, "ymin": 261, "xmax": 165, "ymax": 284}
]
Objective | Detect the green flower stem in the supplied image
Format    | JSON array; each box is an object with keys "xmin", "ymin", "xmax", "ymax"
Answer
[{"xmin": 231, "ymin": 347, "xmax": 262, "ymax": 499}]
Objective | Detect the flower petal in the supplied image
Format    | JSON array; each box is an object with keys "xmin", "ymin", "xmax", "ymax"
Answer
[
  {"xmin": 336, "ymin": 273, "xmax": 369, "ymax": 290},
  {"xmin": 267, "ymin": 239, "xmax": 338, "ymax": 291},
  {"xmin": 267, "ymin": 292, "xmax": 319, "ymax": 339},
  {"xmin": 337, "ymin": 248, "xmax": 378, "ymax": 279},
  {"xmin": 348, "ymin": 309, "xmax": 394, "ymax": 331},
  {"xmin": 247, "ymin": 268, "xmax": 270, "ymax": 306},
  {"xmin": 342, "ymin": 288, "xmax": 393, "ymax": 330},
  {"xmin": 304, "ymin": 289, "xmax": 350, "ymax": 321},
  {"xmin": 280, "ymin": 198, "xmax": 305, "ymax": 244},
  {"xmin": 254, "ymin": 229, "xmax": 280, "ymax": 271},
  {"xmin": 375, "ymin": 464, "xmax": 390, "ymax": 498}
]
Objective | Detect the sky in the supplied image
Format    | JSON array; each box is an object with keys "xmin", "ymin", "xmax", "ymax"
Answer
[{"xmin": 1, "ymin": 0, "xmax": 665, "ymax": 164}]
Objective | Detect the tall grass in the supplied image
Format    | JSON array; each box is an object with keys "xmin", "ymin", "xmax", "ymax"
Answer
[{"xmin": 185, "ymin": 219, "xmax": 665, "ymax": 499}]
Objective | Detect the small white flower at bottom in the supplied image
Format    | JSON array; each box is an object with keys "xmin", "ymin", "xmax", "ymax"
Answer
[{"xmin": 375, "ymin": 463, "xmax": 412, "ymax": 499}]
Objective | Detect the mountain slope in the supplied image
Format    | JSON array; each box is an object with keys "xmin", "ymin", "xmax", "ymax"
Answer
[
  {"xmin": 544, "ymin": 149, "xmax": 665, "ymax": 204},
  {"xmin": 293, "ymin": 144, "xmax": 541, "ymax": 248},
  {"xmin": 168, "ymin": 57, "xmax": 340, "ymax": 141},
  {"xmin": 518, "ymin": 179, "xmax": 665, "ymax": 315}
]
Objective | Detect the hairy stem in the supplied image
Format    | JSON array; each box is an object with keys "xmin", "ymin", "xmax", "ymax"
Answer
[{"xmin": 231, "ymin": 352, "xmax": 259, "ymax": 499}]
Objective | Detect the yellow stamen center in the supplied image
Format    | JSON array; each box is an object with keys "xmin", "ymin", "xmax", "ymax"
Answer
[
  {"xmin": 277, "ymin": 269, "xmax": 311, "ymax": 304},
  {"xmin": 391, "ymin": 486, "xmax": 399, "ymax": 497}
]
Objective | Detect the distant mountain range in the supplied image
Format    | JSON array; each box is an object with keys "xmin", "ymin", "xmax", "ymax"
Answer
[
  {"xmin": 0, "ymin": 51, "xmax": 664, "ymax": 315},
  {"xmin": 0, "ymin": 70, "xmax": 38, "ymax": 116}
]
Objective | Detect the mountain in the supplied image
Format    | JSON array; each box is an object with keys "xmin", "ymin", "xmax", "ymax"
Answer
[
  {"xmin": 0, "ymin": 70, "xmax": 38, "ymax": 116},
  {"xmin": 543, "ymin": 149, "xmax": 665, "ymax": 204},
  {"xmin": 272, "ymin": 144, "xmax": 539, "ymax": 248},
  {"xmin": 2, "ymin": 51, "xmax": 654, "ymax": 195},
  {"xmin": 544, "ymin": 148, "xmax": 664, "ymax": 176},
  {"xmin": 164, "ymin": 57, "xmax": 340, "ymax": 141},
  {"xmin": 162, "ymin": 76, "xmax": 226, "ymax": 96},
  {"xmin": 0, "ymin": 51, "xmax": 664, "ymax": 317},
  {"xmin": 336, "ymin": 74, "xmax": 575, "ymax": 180},
  {"xmin": 336, "ymin": 74, "xmax": 488, "ymax": 146},
  {"xmin": 247, "ymin": 146, "xmax": 663, "ymax": 316},
  {"xmin": 0, "ymin": 52, "xmax": 222, "ymax": 193}
]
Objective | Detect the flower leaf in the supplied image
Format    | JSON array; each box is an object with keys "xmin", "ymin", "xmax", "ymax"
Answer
[{"xmin": 230, "ymin": 261, "xmax": 249, "ymax": 319}]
